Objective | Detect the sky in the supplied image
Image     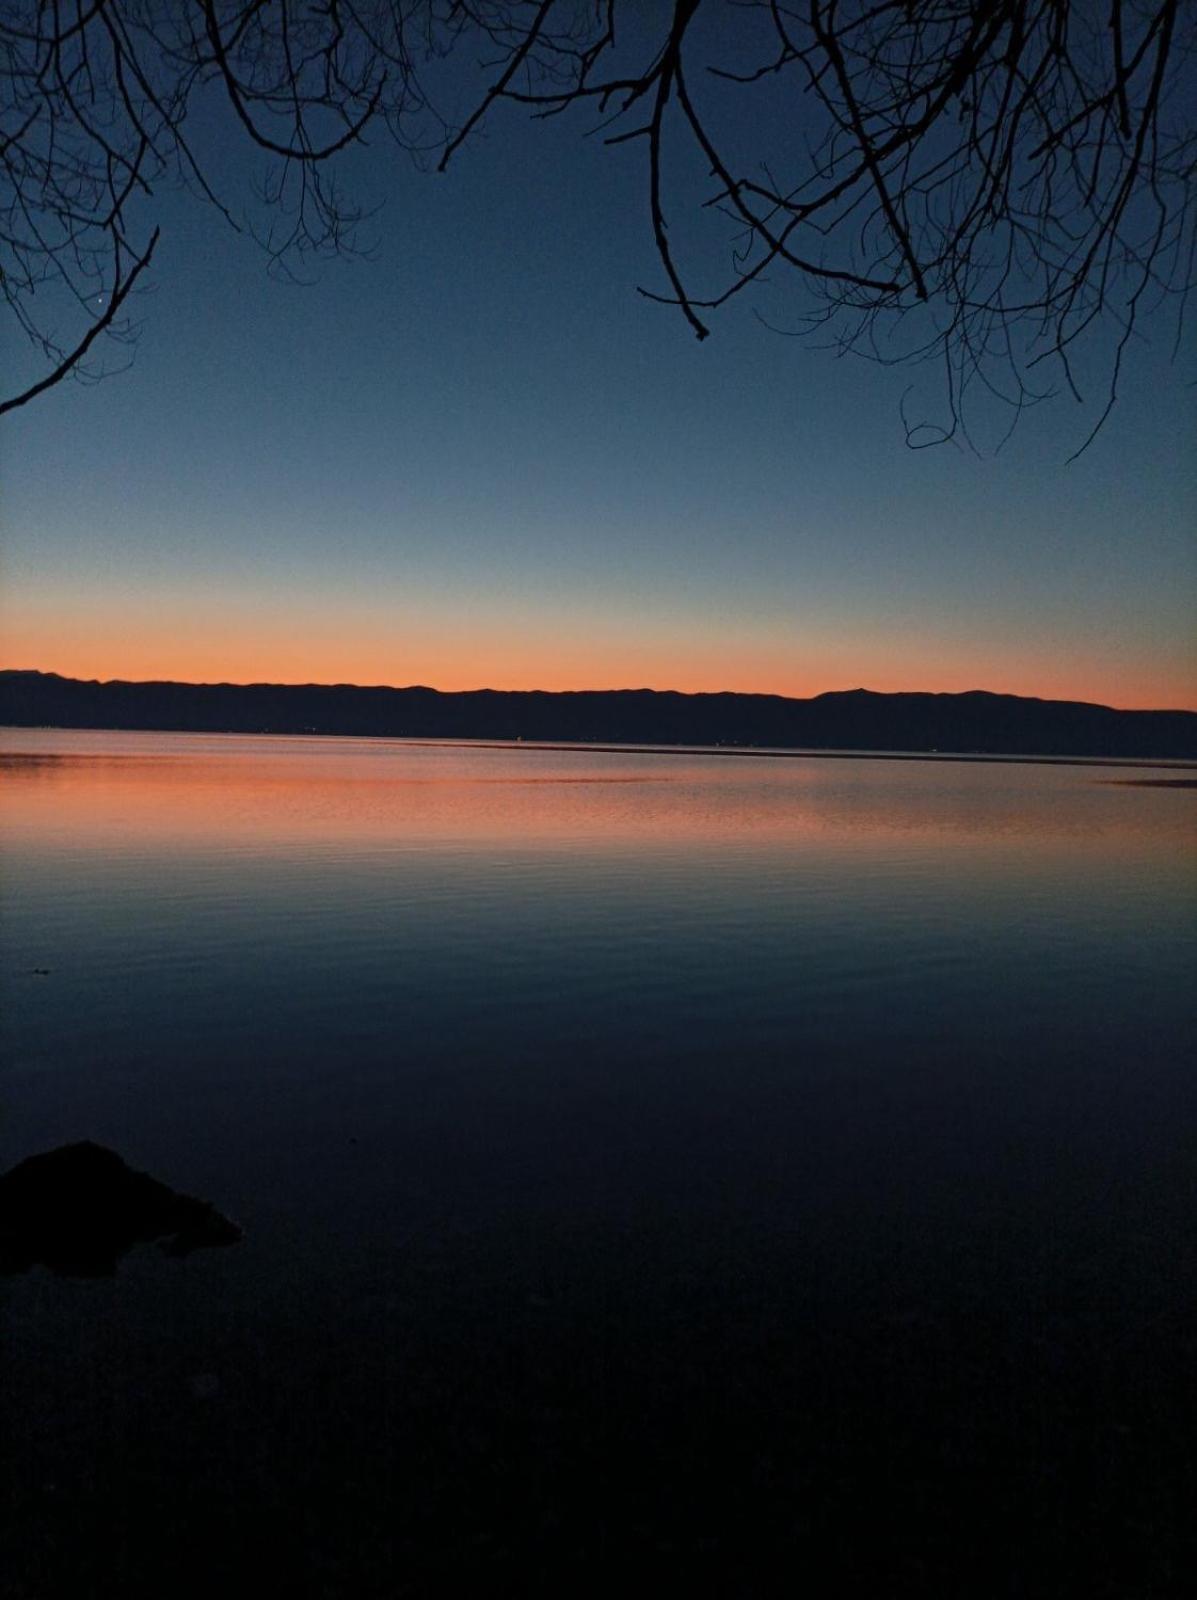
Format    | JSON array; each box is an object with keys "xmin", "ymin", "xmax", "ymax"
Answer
[{"xmin": 2, "ymin": 41, "xmax": 1195, "ymax": 710}]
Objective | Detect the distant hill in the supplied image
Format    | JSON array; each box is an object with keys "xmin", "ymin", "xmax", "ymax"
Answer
[{"xmin": 2, "ymin": 670, "xmax": 1195, "ymax": 759}]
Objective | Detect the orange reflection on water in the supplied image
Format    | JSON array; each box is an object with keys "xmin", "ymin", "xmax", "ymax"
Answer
[{"xmin": 2, "ymin": 729, "xmax": 1193, "ymax": 867}]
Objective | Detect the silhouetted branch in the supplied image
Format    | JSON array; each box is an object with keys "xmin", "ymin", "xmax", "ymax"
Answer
[
  {"xmin": 0, "ymin": 226, "xmax": 160, "ymax": 416},
  {"xmin": 2, "ymin": 1, "xmax": 1192, "ymax": 445}
]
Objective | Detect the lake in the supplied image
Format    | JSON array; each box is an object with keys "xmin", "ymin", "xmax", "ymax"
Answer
[{"xmin": 1, "ymin": 728, "xmax": 1194, "ymax": 1596}]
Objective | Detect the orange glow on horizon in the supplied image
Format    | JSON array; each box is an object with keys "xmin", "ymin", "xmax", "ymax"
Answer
[
  {"xmin": 2, "ymin": 604, "xmax": 1194, "ymax": 712},
  {"xmin": 2, "ymin": 647, "xmax": 1194, "ymax": 712},
  {"xmin": 2, "ymin": 653, "xmax": 1194, "ymax": 712}
]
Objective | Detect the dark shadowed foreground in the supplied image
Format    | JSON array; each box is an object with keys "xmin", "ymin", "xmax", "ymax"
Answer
[{"xmin": 1, "ymin": 731, "xmax": 1193, "ymax": 1597}]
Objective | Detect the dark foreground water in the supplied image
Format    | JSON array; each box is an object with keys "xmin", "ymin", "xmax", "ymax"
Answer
[{"xmin": 1, "ymin": 729, "xmax": 1194, "ymax": 1597}]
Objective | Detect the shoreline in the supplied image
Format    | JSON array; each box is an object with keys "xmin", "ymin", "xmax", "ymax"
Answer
[{"xmin": 4, "ymin": 724, "xmax": 1196, "ymax": 772}]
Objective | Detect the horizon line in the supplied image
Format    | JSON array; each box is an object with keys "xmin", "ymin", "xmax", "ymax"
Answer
[{"xmin": 4, "ymin": 666, "xmax": 1195, "ymax": 717}]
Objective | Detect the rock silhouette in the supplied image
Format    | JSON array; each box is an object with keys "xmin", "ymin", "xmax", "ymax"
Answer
[{"xmin": 0, "ymin": 1141, "xmax": 242, "ymax": 1276}]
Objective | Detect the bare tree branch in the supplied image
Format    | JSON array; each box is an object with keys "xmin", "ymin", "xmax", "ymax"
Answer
[
  {"xmin": 0, "ymin": 225, "xmax": 160, "ymax": 416},
  {"xmin": 1, "ymin": 2, "xmax": 1192, "ymax": 447}
]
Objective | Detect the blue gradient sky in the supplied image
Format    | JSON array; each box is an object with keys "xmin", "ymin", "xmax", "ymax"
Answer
[{"xmin": 2, "ymin": 94, "xmax": 1194, "ymax": 707}]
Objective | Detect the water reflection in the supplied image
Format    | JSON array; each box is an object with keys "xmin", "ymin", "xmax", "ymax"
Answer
[
  {"xmin": 3, "ymin": 728, "xmax": 1192, "ymax": 856},
  {"xmin": 0, "ymin": 729, "xmax": 1194, "ymax": 1596}
]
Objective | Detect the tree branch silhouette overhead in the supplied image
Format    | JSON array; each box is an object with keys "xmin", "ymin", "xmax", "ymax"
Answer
[{"xmin": 3, "ymin": 2, "xmax": 1193, "ymax": 447}]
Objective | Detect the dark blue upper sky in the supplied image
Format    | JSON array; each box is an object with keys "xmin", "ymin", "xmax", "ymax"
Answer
[{"xmin": 2, "ymin": 50, "xmax": 1194, "ymax": 707}]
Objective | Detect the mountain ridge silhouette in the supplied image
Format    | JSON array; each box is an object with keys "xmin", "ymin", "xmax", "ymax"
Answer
[{"xmin": 2, "ymin": 669, "xmax": 1194, "ymax": 759}]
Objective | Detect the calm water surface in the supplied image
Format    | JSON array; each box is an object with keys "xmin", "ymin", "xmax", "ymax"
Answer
[{"xmin": 2, "ymin": 729, "xmax": 1194, "ymax": 1596}]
